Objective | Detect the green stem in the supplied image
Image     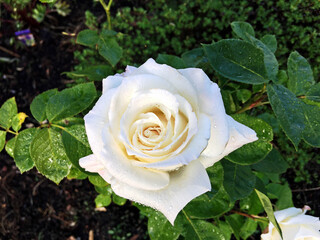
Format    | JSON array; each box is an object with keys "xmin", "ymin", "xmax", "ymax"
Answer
[
  {"xmin": 0, "ymin": 124, "xmax": 18, "ymax": 135},
  {"xmin": 99, "ymin": 0, "xmax": 113, "ymax": 30},
  {"xmin": 50, "ymin": 123, "xmax": 66, "ymax": 131}
]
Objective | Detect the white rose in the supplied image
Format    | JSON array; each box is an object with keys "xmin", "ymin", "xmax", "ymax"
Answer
[
  {"xmin": 79, "ymin": 58, "xmax": 257, "ymax": 224},
  {"xmin": 261, "ymin": 206, "xmax": 320, "ymax": 240}
]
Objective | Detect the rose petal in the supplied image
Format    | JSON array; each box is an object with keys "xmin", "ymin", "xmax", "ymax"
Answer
[
  {"xmin": 129, "ymin": 58, "xmax": 199, "ymax": 113},
  {"xmin": 274, "ymin": 207, "xmax": 303, "ymax": 222},
  {"xmin": 101, "ymin": 124, "xmax": 170, "ymax": 191},
  {"xmin": 132, "ymin": 113, "xmax": 211, "ymax": 171},
  {"xmin": 110, "ymin": 160, "xmax": 211, "ymax": 225},
  {"xmin": 102, "ymin": 75, "xmax": 123, "ymax": 94},
  {"xmin": 200, "ymin": 115, "xmax": 258, "ymax": 168}
]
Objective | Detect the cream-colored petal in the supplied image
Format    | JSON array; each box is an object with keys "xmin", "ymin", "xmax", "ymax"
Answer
[
  {"xmin": 133, "ymin": 114, "xmax": 211, "ymax": 171},
  {"xmin": 178, "ymin": 68, "xmax": 221, "ymax": 115},
  {"xmin": 129, "ymin": 58, "xmax": 199, "ymax": 113},
  {"xmin": 101, "ymin": 124, "xmax": 170, "ymax": 191},
  {"xmin": 199, "ymin": 115, "xmax": 258, "ymax": 168},
  {"xmin": 110, "ymin": 160, "xmax": 211, "ymax": 225},
  {"xmin": 102, "ymin": 75, "xmax": 123, "ymax": 94}
]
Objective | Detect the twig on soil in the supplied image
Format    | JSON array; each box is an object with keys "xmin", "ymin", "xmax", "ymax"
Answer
[
  {"xmin": 292, "ymin": 186, "xmax": 320, "ymax": 192},
  {"xmin": 0, "ymin": 46, "xmax": 20, "ymax": 58}
]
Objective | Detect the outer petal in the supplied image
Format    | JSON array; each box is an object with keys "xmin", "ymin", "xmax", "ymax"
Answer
[
  {"xmin": 79, "ymin": 154, "xmax": 113, "ymax": 183},
  {"xmin": 102, "ymin": 75, "xmax": 123, "ymax": 93},
  {"xmin": 274, "ymin": 207, "xmax": 303, "ymax": 222},
  {"xmin": 200, "ymin": 115, "xmax": 258, "ymax": 168},
  {"xmin": 128, "ymin": 59, "xmax": 199, "ymax": 113},
  {"xmin": 101, "ymin": 124, "xmax": 170, "ymax": 191},
  {"xmin": 110, "ymin": 160, "xmax": 211, "ymax": 225}
]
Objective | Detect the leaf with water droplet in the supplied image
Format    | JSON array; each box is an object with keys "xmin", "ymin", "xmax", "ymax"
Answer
[
  {"xmin": 0, "ymin": 131, "xmax": 6, "ymax": 152},
  {"xmin": 267, "ymin": 84, "xmax": 305, "ymax": 149},
  {"xmin": 30, "ymin": 128, "xmax": 72, "ymax": 184},
  {"xmin": 0, "ymin": 97, "xmax": 17, "ymax": 129},
  {"xmin": 226, "ymin": 114, "xmax": 273, "ymax": 165},
  {"xmin": 301, "ymin": 103, "xmax": 320, "ymax": 147},
  {"xmin": 203, "ymin": 39, "xmax": 268, "ymax": 85}
]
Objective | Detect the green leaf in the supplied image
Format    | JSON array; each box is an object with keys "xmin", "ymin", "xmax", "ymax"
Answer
[
  {"xmin": 98, "ymin": 32, "xmax": 122, "ymax": 67},
  {"xmin": 148, "ymin": 210, "xmax": 182, "ymax": 240},
  {"xmin": 240, "ymin": 218, "xmax": 258, "ymax": 240},
  {"xmin": 276, "ymin": 70, "xmax": 288, "ymax": 85},
  {"xmin": 13, "ymin": 128, "xmax": 38, "ymax": 173},
  {"xmin": 251, "ymin": 148, "xmax": 289, "ymax": 174},
  {"xmin": 260, "ymin": 35, "xmax": 277, "ymax": 53},
  {"xmin": 156, "ymin": 54, "xmax": 186, "ymax": 68},
  {"xmin": 287, "ymin": 51, "xmax": 315, "ymax": 96},
  {"xmin": 95, "ymin": 185, "xmax": 112, "ymax": 195},
  {"xmin": 46, "ymin": 83, "xmax": 96, "ymax": 122},
  {"xmin": 221, "ymin": 90, "xmax": 236, "ymax": 114},
  {"xmin": 301, "ymin": 104, "xmax": 320, "ymax": 147},
  {"xmin": 5, "ymin": 135, "xmax": 17, "ymax": 157},
  {"xmin": 305, "ymin": 83, "xmax": 320, "ymax": 103},
  {"xmin": 88, "ymin": 175, "xmax": 108, "ymax": 187},
  {"xmin": 216, "ymin": 220, "xmax": 233, "ymax": 240},
  {"xmin": 255, "ymin": 189, "xmax": 282, "ymax": 239},
  {"xmin": 76, "ymin": 29, "xmax": 99, "ymax": 47},
  {"xmin": 30, "ymin": 128, "xmax": 71, "ymax": 184},
  {"xmin": 267, "ymin": 84, "xmax": 305, "ymax": 148},
  {"xmin": 226, "ymin": 114, "xmax": 273, "ymax": 165},
  {"xmin": 240, "ymin": 191, "xmax": 264, "ymax": 215},
  {"xmin": 221, "ymin": 160, "xmax": 256, "ymax": 201},
  {"xmin": 11, "ymin": 112, "xmax": 28, "ymax": 132},
  {"xmin": 248, "ymin": 35, "xmax": 278, "ymax": 82},
  {"xmin": 266, "ymin": 183, "xmax": 293, "ymax": 210},
  {"xmin": 225, "ymin": 214, "xmax": 244, "ymax": 240},
  {"xmin": 231, "ymin": 21, "xmax": 255, "ymax": 41},
  {"xmin": 61, "ymin": 124, "xmax": 95, "ymax": 174},
  {"xmin": 184, "ymin": 163, "xmax": 233, "ymax": 218},
  {"xmin": 67, "ymin": 166, "xmax": 87, "ymax": 180},
  {"xmin": 0, "ymin": 130, "xmax": 6, "ymax": 152},
  {"xmin": 180, "ymin": 211, "xmax": 226, "ymax": 240},
  {"xmin": 203, "ymin": 39, "xmax": 268, "ymax": 84},
  {"xmin": 181, "ymin": 48, "xmax": 205, "ymax": 68},
  {"xmin": 95, "ymin": 193, "xmax": 112, "ymax": 207},
  {"xmin": 236, "ymin": 89, "xmax": 252, "ymax": 103},
  {"xmin": 112, "ymin": 193, "xmax": 127, "ymax": 206},
  {"xmin": 0, "ymin": 97, "xmax": 18, "ymax": 129},
  {"xmin": 63, "ymin": 65, "xmax": 112, "ymax": 81},
  {"xmin": 30, "ymin": 89, "xmax": 58, "ymax": 122}
]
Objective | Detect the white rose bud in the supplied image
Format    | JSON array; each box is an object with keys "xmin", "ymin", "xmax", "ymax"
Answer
[
  {"xmin": 79, "ymin": 58, "xmax": 258, "ymax": 224},
  {"xmin": 261, "ymin": 206, "xmax": 320, "ymax": 240}
]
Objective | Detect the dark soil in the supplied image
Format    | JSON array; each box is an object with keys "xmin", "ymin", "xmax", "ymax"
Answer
[{"xmin": 0, "ymin": 1, "xmax": 319, "ymax": 240}]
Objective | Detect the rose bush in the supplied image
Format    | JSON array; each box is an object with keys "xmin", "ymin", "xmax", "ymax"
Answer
[
  {"xmin": 79, "ymin": 58, "xmax": 257, "ymax": 224},
  {"xmin": 261, "ymin": 206, "xmax": 320, "ymax": 240}
]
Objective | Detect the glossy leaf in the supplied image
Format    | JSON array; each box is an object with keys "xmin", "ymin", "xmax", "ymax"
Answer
[
  {"xmin": 231, "ymin": 21, "xmax": 255, "ymax": 42},
  {"xmin": 248, "ymin": 35, "xmax": 278, "ymax": 82},
  {"xmin": 179, "ymin": 212, "xmax": 226, "ymax": 240},
  {"xmin": 98, "ymin": 34, "xmax": 122, "ymax": 67},
  {"xmin": 0, "ymin": 97, "xmax": 17, "ymax": 129},
  {"xmin": 5, "ymin": 136, "xmax": 17, "ymax": 157},
  {"xmin": 226, "ymin": 114, "xmax": 273, "ymax": 165},
  {"xmin": 236, "ymin": 89, "xmax": 251, "ymax": 103},
  {"xmin": 30, "ymin": 89, "xmax": 58, "ymax": 122},
  {"xmin": 88, "ymin": 175, "xmax": 108, "ymax": 187},
  {"xmin": 203, "ymin": 39, "xmax": 268, "ymax": 84},
  {"xmin": 287, "ymin": 51, "xmax": 315, "ymax": 96},
  {"xmin": 240, "ymin": 191, "xmax": 264, "ymax": 215},
  {"xmin": 156, "ymin": 54, "xmax": 186, "ymax": 68},
  {"xmin": 255, "ymin": 189, "xmax": 283, "ymax": 239},
  {"xmin": 0, "ymin": 130, "xmax": 6, "ymax": 152},
  {"xmin": 95, "ymin": 193, "xmax": 112, "ymax": 208},
  {"xmin": 267, "ymin": 84, "xmax": 305, "ymax": 148},
  {"xmin": 76, "ymin": 29, "xmax": 99, "ymax": 47},
  {"xmin": 302, "ymin": 104, "xmax": 320, "ymax": 147},
  {"xmin": 181, "ymin": 48, "xmax": 205, "ymax": 68},
  {"xmin": 261, "ymin": 34, "xmax": 277, "ymax": 53},
  {"xmin": 64, "ymin": 65, "xmax": 112, "ymax": 81},
  {"xmin": 46, "ymin": 83, "xmax": 96, "ymax": 122},
  {"xmin": 61, "ymin": 124, "xmax": 94, "ymax": 174},
  {"xmin": 148, "ymin": 210, "xmax": 182, "ymax": 240},
  {"xmin": 225, "ymin": 214, "xmax": 244, "ymax": 240},
  {"xmin": 266, "ymin": 183, "xmax": 293, "ymax": 210},
  {"xmin": 251, "ymin": 148, "xmax": 288, "ymax": 174},
  {"xmin": 112, "ymin": 193, "xmax": 127, "ymax": 206},
  {"xmin": 240, "ymin": 218, "xmax": 258, "ymax": 240},
  {"xmin": 14, "ymin": 128, "xmax": 38, "ymax": 173},
  {"xmin": 11, "ymin": 112, "xmax": 28, "ymax": 132},
  {"xmin": 30, "ymin": 128, "xmax": 71, "ymax": 184},
  {"xmin": 222, "ymin": 160, "xmax": 256, "ymax": 201},
  {"xmin": 305, "ymin": 83, "xmax": 320, "ymax": 103},
  {"xmin": 67, "ymin": 166, "xmax": 87, "ymax": 180}
]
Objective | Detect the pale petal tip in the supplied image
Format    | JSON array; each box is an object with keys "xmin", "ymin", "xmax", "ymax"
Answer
[{"xmin": 79, "ymin": 154, "xmax": 104, "ymax": 173}]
